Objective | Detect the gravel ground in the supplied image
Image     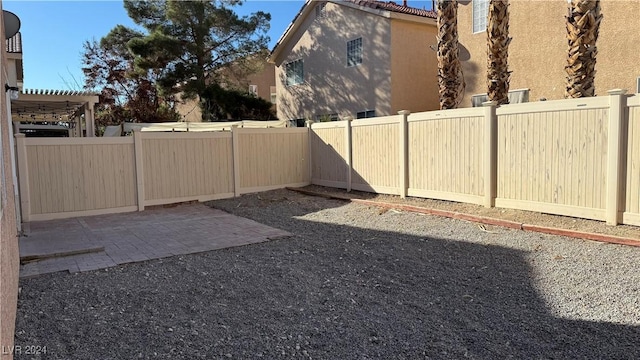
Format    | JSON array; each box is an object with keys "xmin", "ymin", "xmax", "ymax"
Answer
[
  {"xmin": 302, "ymin": 185, "xmax": 640, "ymax": 240},
  {"xmin": 14, "ymin": 189, "xmax": 640, "ymax": 359}
]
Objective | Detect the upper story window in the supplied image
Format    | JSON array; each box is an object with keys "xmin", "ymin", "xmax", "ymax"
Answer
[
  {"xmin": 473, "ymin": 0, "xmax": 489, "ymax": 33},
  {"xmin": 315, "ymin": 2, "xmax": 326, "ymax": 18},
  {"xmin": 285, "ymin": 59, "xmax": 303, "ymax": 86},
  {"xmin": 347, "ymin": 37, "xmax": 363, "ymax": 67},
  {"xmin": 248, "ymin": 84, "xmax": 258, "ymax": 96}
]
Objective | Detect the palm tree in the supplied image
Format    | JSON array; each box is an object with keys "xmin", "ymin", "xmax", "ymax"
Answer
[
  {"xmin": 436, "ymin": 0, "xmax": 465, "ymax": 109},
  {"xmin": 487, "ymin": 0, "xmax": 511, "ymax": 105},
  {"xmin": 565, "ymin": 0, "xmax": 602, "ymax": 98}
]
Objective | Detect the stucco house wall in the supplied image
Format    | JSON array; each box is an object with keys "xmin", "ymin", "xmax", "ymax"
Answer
[
  {"xmin": 457, "ymin": 0, "xmax": 640, "ymax": 106},
  {"xmin": 175, "ymin": 61, "xmax": 276, "ymax": 122},
  {"xmin": 390, "ymin": 19, "xmax": 439, "ymax": 113},
  {"xmin": 274, "ymin": 1, "xmax": 393, "ymax": 121},
  {"xmin": 246, "ymin": 62, "xmax": 276, "ymax": 103},
  {"xmin": 0, "ymin": 0, "xmax": 20, "ymax": 356}
]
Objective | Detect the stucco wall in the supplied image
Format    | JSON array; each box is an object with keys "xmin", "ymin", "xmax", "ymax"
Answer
[
  {"xmin": 175, "ymin": 62, "xmax": 276, "ymax": 122},
  {"xmin": 0, "ymin": 0, "xmax": 20, "ymax": 356},
  {"xmin": 175, "ymin": 93, "xmax": 202, "ymax": 123},
  {"xmin": 246, "ymin": 62, "xmax": 276, "ymax": 102},
  {"xmin": 390, "ymin": 19, "xmax": 439, "ymax": 113},
  {"xmin": 457, "ymin": 0, "xmax": 640, "ymax": 107},
  {"xmin": 274, "ymin": 2, "xmax": 392, "ymax": 121}
]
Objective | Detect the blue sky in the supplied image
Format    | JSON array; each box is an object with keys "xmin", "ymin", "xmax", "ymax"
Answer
[{"xmin": 4, "ymin": 0, "xmax": 433, "ymax": 90}]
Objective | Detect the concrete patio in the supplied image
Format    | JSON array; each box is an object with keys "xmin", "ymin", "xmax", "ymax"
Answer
[{"xmin": 19, "ymin": 204, "xmax": 291, "ymax": 278}]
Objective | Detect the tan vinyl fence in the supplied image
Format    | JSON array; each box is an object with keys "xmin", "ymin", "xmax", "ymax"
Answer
[
  {"xmin": 15, "ymin": 127, "xmax": 309, "ymax": 221},
  {"xmin": 494, "ymin": 97, "xmax": 611, "ymax": 221},
  {"xmin": 310, "ymin": 121, "xmax": 348, "ymax": 189},
  {"xmin": 310, "ymin": 89, "xmax": 639, "ymax": 226},
  {"xmin": 624, "ymin": 94, "xmax": 640, "ymax": 225},
  {"xmin": 15, "ymin": 90, "xmax": 640, "ymax": 227}
]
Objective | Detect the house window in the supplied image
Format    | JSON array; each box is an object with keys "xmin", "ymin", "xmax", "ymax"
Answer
[
  {"xmin": 471, "ymin": 88, "xmax": 530, "ymax": 107},
  {"xmin": 472, "ymin": 0, "xmax": 489, "ymax": 33},
  {"xmin": 471, "ymin": 93, "xmax": 489, "ymax": 107},
  {"xmin": 291, "ymin": 118, "xmax": 306, "ymax": 127},
  {"xmin": 347, "ymin": 38, "xmax": 363, "ymax": 67},
  {"xmin": 316, "ymin": 2, "xmax": 326, "ymax": 18},
  {"xmin": 248, "ymin": 84, "xmax": 258, "ymax": 96},
  {"xmin": 270, "ymin": 93, "xmax": 277, "ymax": 104},
  {"xmin": 285, "ymin": 59, "xmax": 303, "ymax": 86},
  {"xmin": 356, "ymin": 110, "xmax": 376, "ymax": 119},
  {"xmin": 315, "ymin": 113, "xmax": 339, "ymax": 122}
]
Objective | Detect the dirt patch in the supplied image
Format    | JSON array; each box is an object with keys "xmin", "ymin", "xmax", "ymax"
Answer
[{"xmin": 300, "ymin": 185, "xmax": 640, "ymax": 241}]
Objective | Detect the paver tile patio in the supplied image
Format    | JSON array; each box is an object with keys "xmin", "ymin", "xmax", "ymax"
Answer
[{"xmin": 19, "ymin": 203, "xmax": 291, "ymax": 277}]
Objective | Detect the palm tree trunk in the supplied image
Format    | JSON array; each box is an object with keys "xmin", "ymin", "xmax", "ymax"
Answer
[
  {"xmin": 565, "ymin": 0, "xmax": 602, "ymax": 98},
  {"xmin": 436, "ymin": 0, "xmax": 465, "ymax": 109},
  {"xmin": 487, "ymin": 0, "xmax": 511, "ymax": 105}
]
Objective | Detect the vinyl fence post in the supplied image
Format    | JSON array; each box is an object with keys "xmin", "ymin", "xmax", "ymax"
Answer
[
  {"xmin": 344, "ymin": 116, "xmax": 353, "ymax": 192},
  {"xmin": 232, "ymin": 125, "xmax": 241, "ymax": 197},
  {"xmin": 482, "ymin": 101, "xmax": 498, "ymax": 208},
  {"xmin": 398, "ymin": 110, "xmax": 410, "ymax": 198},
  {"xmin": 606, "ymin": 89, "xmax": 627, "ymax": 225},
  {"xmin": 133, "ymin": 129, "xmax": 145, "ymax": 211},
  {"xmin": 14, "ymin": 133, "xmax": 30, "ymax": 222},
  {"xmin": 306, "ymin": 120, "xmax": 314, "ymax": 184}
]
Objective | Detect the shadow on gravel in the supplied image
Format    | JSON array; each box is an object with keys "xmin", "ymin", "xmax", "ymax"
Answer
[{"xmin": 14, "ymin": 195, "xmax": 640, "ymax": 359}]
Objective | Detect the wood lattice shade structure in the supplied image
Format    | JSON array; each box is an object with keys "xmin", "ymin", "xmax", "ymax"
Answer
[{"xmin": 10, "ymin": 89, "xmax": 99, "ymax": 137}]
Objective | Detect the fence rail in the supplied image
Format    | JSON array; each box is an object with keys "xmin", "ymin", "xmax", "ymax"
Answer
[{"xmin": 15, "ymin": 127, "xmax": 309, "ymax": 221}]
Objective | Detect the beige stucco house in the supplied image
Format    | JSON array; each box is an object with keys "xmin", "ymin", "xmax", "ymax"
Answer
[
  {"xmin": 456, "ymin": 0, "xmax": 640, "ymax": 107},
  {"xmin": 269, "ymin": 0, "xmax": 440, "ymax": 125},
  {"xmin": 175, "ymin": 59, "xmax": 276, "ymax": 122}
]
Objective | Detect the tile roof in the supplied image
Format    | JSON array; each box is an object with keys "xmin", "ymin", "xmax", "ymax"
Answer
[
  {"xmin": 346, "ymin": 0, "xmax": 437, "ymax": 18},
  {"xmin": 6, "ymin": 32, "xmax": 22, "ymax": 53}
]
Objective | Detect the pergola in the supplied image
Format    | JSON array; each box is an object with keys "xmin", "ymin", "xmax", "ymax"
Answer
[{"xmin": 11, "ymin": 89, "xmax": 99, "ymax": 137}]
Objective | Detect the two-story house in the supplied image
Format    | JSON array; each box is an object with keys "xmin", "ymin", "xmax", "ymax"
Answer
[
  {"xmin": 269, "ymin": 0, "xmax": 439, "ymax": 125},
  {"xmin": 175, "ymin": 56, "xmax": 277, "ymax": 122},
  {"xmin": 457, "ymin": 0, "xmax": 640, "ymax": 107}
]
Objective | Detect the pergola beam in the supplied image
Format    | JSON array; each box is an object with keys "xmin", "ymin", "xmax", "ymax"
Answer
[{"xmin": 15, "ymin": 93, "xmax": 99, "ymax": 104}]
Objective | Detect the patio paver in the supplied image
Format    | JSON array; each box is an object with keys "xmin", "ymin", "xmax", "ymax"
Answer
[{"xmin": 19, "ymin": 204, "xmax": 291, "ymax": 277}]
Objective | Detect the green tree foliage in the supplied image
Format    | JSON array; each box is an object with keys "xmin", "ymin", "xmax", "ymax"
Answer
[
  {"xmin": 123, "ymin": 0, "xmax": 272, "ymax": 121},
  {"xmin": 82, "ymin": 24, "xmax": 180, "ymax": 128},
  {"xmin": 201, "ymin": 83, "xmax": 276, "ymax": 120}
]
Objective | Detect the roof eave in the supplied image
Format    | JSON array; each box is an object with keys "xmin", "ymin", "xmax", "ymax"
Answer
[
  {"xmin": 388, "ymin": 12, "xmax": 437, "ymax": 25},
  {"xmin": 269, "ymin": 0, "xmax": 315, "ymax": 64}
]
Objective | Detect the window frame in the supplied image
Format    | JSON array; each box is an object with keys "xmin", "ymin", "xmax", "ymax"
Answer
[
  {"xmin": 285, "ymin": 59, "xmax": 304, "ymax": 87},
  {"xmin": 356, "ymin": 110, "xmax": 376, "ymax": 119},
  {"xmin": 472, "ymin": 0, "xmax": 489, "ymax": 34},
  {"xmin": 346, "ymin": 37, "xmax": 363, "ymax": 67}
]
